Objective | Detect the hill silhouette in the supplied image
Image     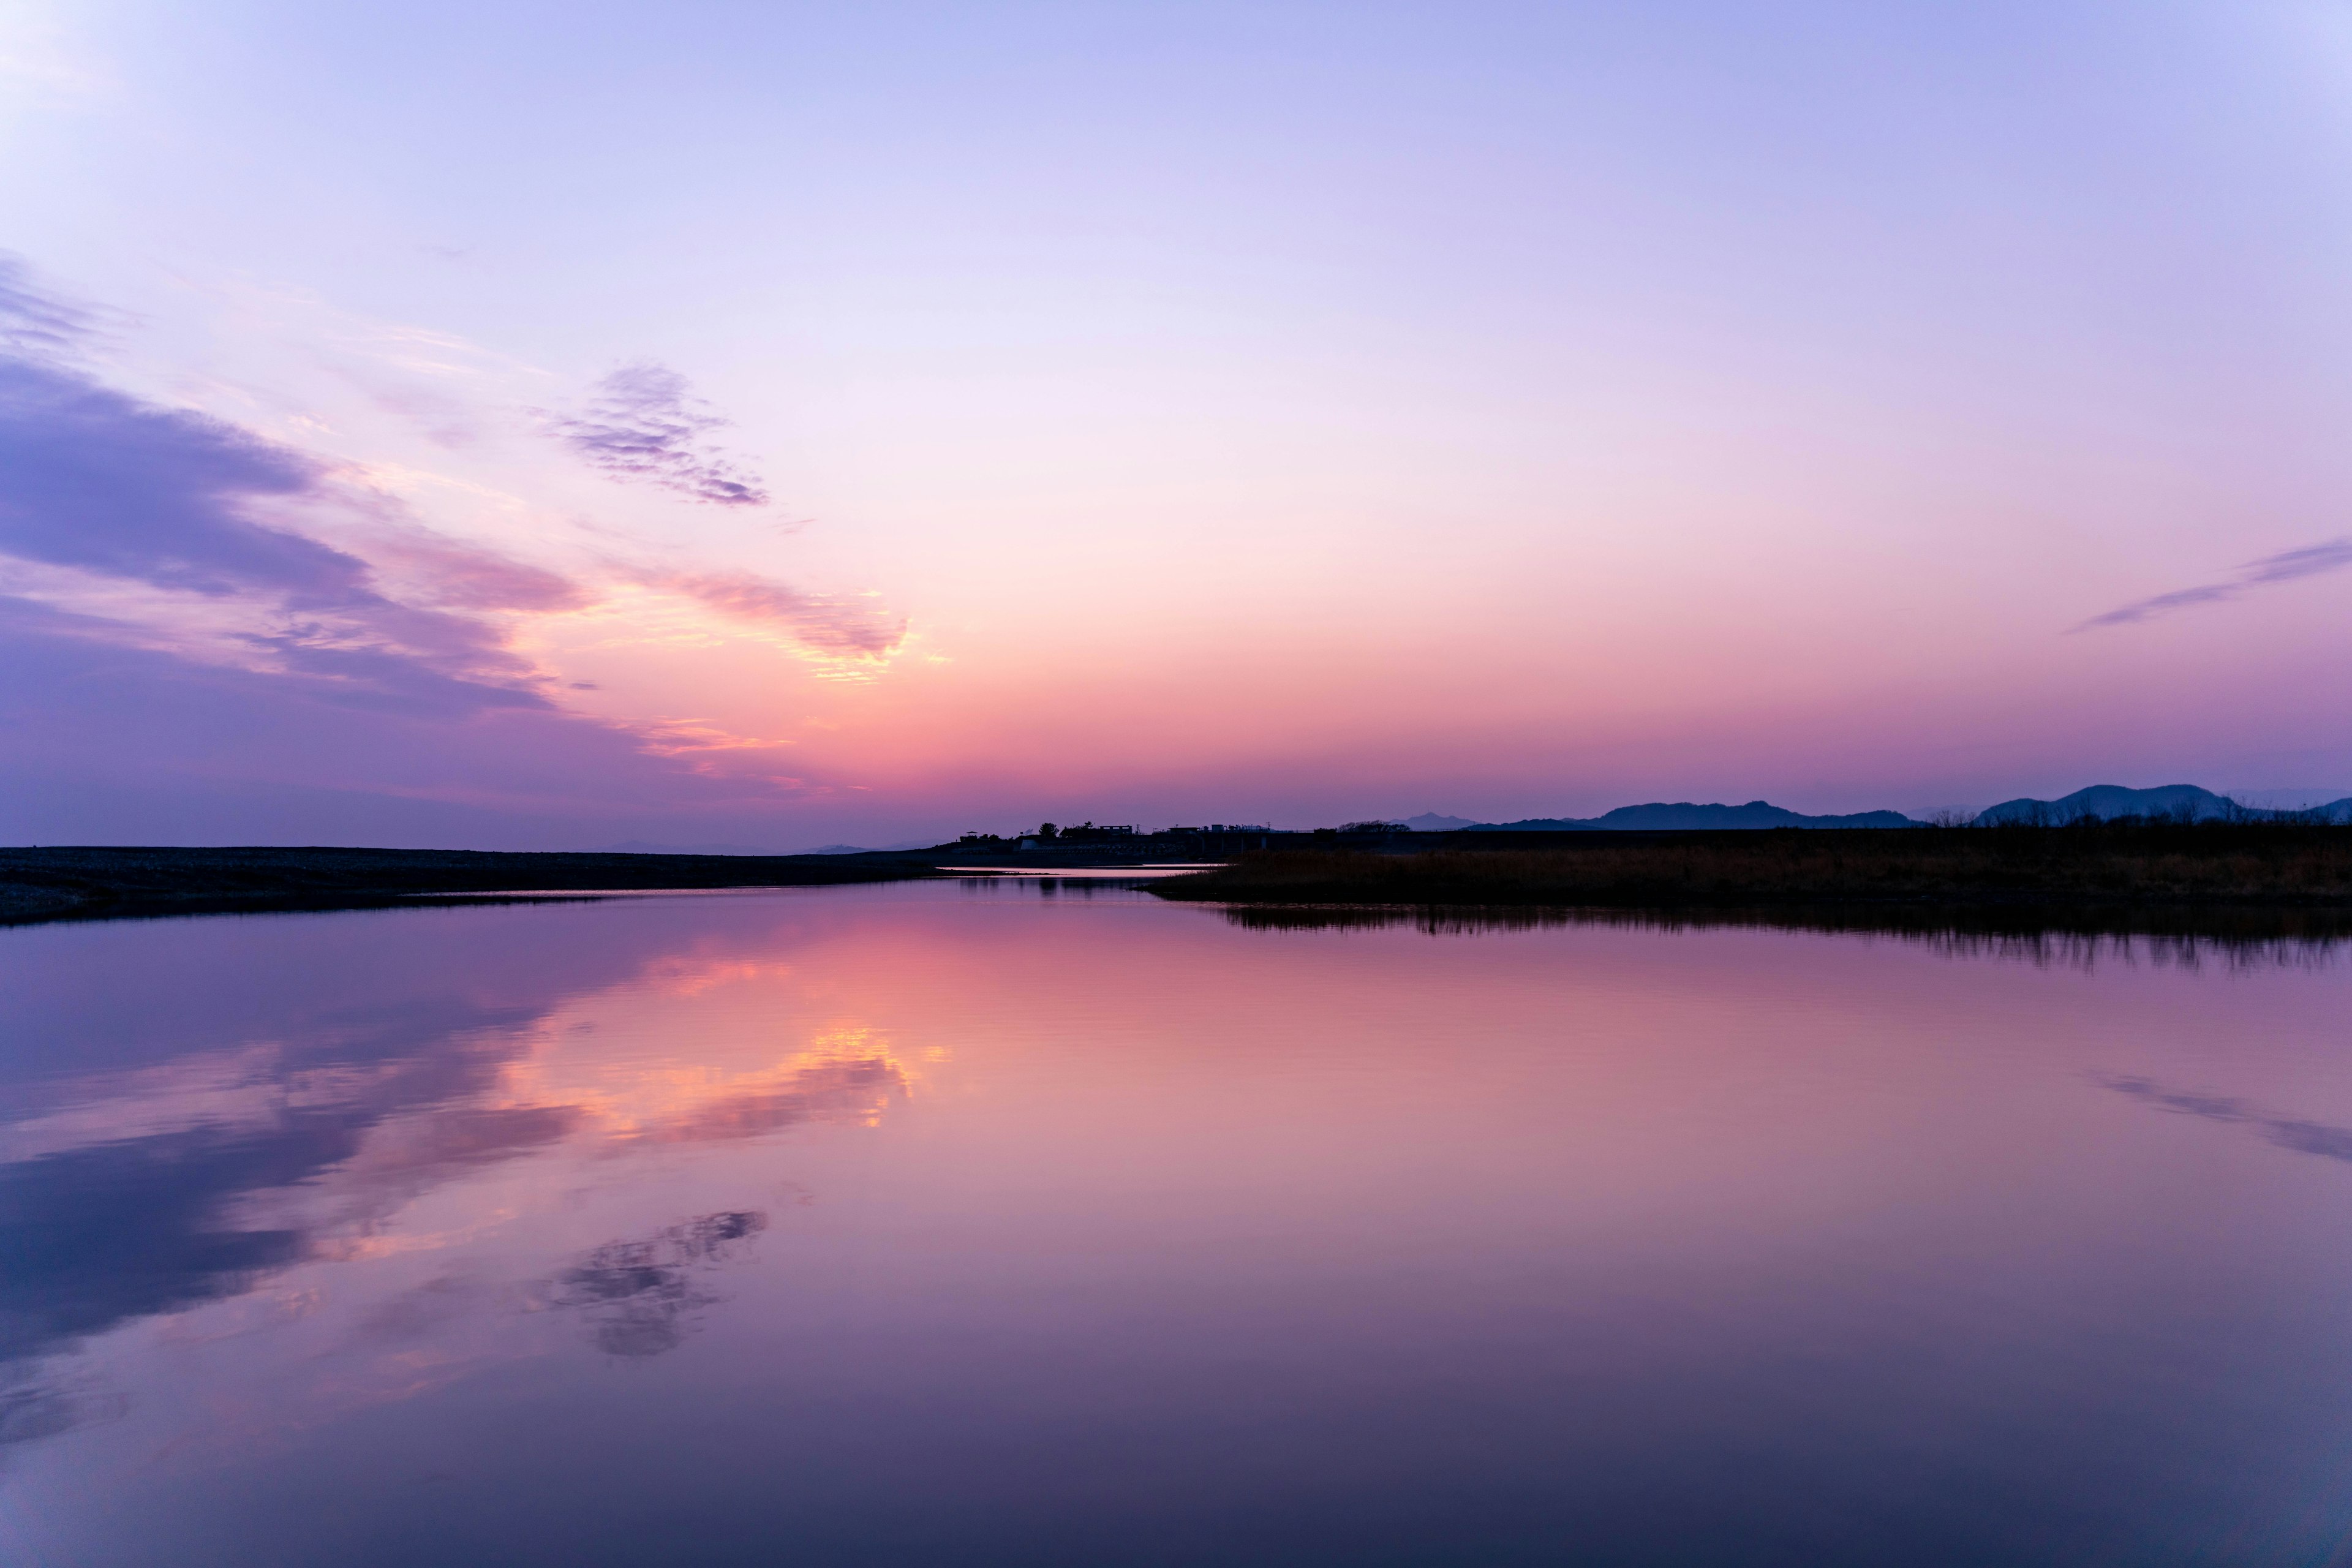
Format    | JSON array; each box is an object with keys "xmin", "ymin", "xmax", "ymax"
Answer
[
  {"xmin": 1473, "ymin": 800, "xmax": 1918, "ymax": 831},
  {"xmin": 1975, "ymin": 785, "xmax": 2352, "ymax": 825}
]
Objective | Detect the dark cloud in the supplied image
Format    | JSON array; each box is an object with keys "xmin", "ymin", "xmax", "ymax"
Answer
[
  {"xmin": 2074, "ymin": 538, "xmax": 2352, "ymax": 630},
  {"xmin": 0, "ymin": 264, "xmax": 589, "ymax": 719},
  {"xmin": 0, "ymin": 356, "xmax": 356, "ymax": 599},
  {"xmin": 665, "ymin": 569, "xmax": 907, "ymax": 658},
  {"xmin": 544, "ymin": 362, "xmax": 770, "ymax": 507}
]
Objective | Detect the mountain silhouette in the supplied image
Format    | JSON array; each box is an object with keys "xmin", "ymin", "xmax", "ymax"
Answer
[
  {"xmin": 1472, "ymin": 801, "xmax": 1918, "ymax": 831},
  {"xmin": 1973, "ymin": 785, "xmax": 2352, "ymax": 824}
]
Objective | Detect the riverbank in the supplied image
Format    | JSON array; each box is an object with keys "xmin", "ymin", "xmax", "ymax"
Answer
[
  {"xmin": 1150, "ymin": 824, "xmax": 2352, "ymax": 916},
  {"xmin": 0, "ymin": 845, "xmax": 950, "ymax": 925}
]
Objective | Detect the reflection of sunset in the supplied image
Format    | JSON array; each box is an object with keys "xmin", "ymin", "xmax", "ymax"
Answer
[
  {"xmin": 13, "ymin": 886, "xmax": 2352, "ymax": 1565},
  {"xmin": 491, "ymin": 1008, "xmax": 913, "ymax": 1145},
  {"xmin": 0, "ymin": 909, "xmax": 927, "ymax": 1468},
  {"xmin": 632, "ymin": 1046, "xmax": 906, "ymax": 1144},
  {"xmin": 638, "ymin": 955, "xmax": 799, "ymax": 997}
]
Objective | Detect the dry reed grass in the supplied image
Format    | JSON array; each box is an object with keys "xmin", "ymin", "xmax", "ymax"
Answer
[{"xmin": 1155, "ymin": 824, "xmax": 2352, "ymax": 910}]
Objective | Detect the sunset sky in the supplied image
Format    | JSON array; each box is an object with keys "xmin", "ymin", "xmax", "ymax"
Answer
[{"xmin": 6, "ymin": 1, "xmax": 2352, "ymax": 849}]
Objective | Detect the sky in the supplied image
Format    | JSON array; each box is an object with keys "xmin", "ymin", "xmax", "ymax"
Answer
[{"xmin": 4, "ymin": 0, "xmax": 2352, "ymax": 849}]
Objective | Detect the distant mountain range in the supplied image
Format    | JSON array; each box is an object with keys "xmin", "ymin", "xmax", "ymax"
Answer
[
  {"xmin": 1394, "ymin": 784, "xmax": 2352, "ymax": 832},
  {"xmin": 606, "ymin": 788, "xmax": 2352, "ymax": 858},
  {"xmin": 1972, "ymin": 784, "xmax": 2352, "ymax": 825},
  {"xmin": 1466, "ymin": 801, "xmax": 1918, "ymax": 831}
]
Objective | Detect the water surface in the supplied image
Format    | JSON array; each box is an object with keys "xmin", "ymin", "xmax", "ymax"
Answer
[{"xmin": 4, "ymin": 881, "xmax": 2351, "ymax": 1565}]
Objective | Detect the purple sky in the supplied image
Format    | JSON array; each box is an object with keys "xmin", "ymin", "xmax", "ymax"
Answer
[{"xmin": 5, "ymin": 2, "xmax": 2352, "ymax": 847}]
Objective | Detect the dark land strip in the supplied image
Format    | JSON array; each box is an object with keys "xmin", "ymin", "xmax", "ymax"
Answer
[
  {"xmin": 0, "ymin": 832, "xmax": 1281, "ymax": 927},
  {"xmin": 0, "ymin": 845, "xmax": 952, "ymax": 926},
  {"xmin": 1150, "ymin": 824, "xmax": 2352, "ymax": 943}
]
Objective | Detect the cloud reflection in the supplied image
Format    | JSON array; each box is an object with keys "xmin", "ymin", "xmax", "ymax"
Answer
[
  {"xmin": 2095, "ymin": 1073, "xmax": 2352, "ymax": 1167},
  {"xmin": 0, "ymin": 919, "xmax": 908, "ymax": 1449},
  {"xmin": 548, "ymin": 1211, "xmax": 769, "ymax": 1358},
  {"xmin": 0, "ymin": 980, "xmax": 581, "ymax": 1376},
  {"xmin": 636, "ymin": 1050, "xmax": 906, "ymax": 1146}
]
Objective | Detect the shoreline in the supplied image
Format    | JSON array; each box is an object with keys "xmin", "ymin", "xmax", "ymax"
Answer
[{"xmin": 0, "ymin": 845, "xmax": 955, "ymax": 927}]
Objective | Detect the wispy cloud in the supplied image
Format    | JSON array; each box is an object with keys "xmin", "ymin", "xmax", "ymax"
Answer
[
  {"xmin": 662, "ymin": 569, "xmax": 906, "ymax": 659},
  {"xmin": 0, "ymin": 255, "xmax": 97, "ymax": 358},
  {"xmin": 0, "ymin": 258, "xmax": 905, "ymax": 843},
  {"xmin": 0, "ymin": 350, "xmax": 564, "ymax": 714},
  {"xmin": 356, "ymin": 525, "xmax": 587, "ymax": 614},
  {"xmin": 2074, "ymin": 538, "xmax": 2352, "ymax": 631},
  {"xmin": 0, "ymin": 260, "xmax": 576, "ymax": 718},
  {"xmin": 543, "ymin": 363, "xmax": 769, "ymax": 507}
]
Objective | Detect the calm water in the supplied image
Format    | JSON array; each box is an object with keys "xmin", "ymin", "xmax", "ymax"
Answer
[{"xmin": 5, "ymin": 881, "xmax": 2352, "ymax": 1566}]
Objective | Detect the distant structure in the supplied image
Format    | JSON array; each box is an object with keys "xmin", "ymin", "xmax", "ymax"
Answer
[
  {"xmin": 953, "ymin": 816, "xmax": 1423, "ymax": 856},
  {"xmin": 956, "ymin": 820, "xmax": 1293, "ymax": 854}
]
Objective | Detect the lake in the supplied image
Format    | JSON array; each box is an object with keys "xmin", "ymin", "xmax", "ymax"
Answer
[{"xmin": 4, "ymin": 879, "xmax": 2351, "ymax": 1565}]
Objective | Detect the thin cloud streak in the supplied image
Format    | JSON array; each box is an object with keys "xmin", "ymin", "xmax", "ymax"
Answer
[
  {"xmin": 2074, "ymin": 538, "xmax": 2352, "ymax": 631},
  {"xmin": 543, "ymin": 363, "xmax": 769, "ymax": 507},
  {"xmin": 0, "ymin": 254, "xmax": 102, "ymax": 358},
  {"xmin": 661, "ymin": 569, "xmax": 907, "ymax": 659}
]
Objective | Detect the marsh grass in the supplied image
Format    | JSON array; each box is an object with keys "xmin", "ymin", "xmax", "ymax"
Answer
[{"xmin": 1155, "ymin": 822, "xmax": 2352, "ymax": 913}]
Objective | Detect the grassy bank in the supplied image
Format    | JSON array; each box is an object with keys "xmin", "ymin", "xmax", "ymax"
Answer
[
  {"xmin": 1151, "ymin": 824, "xmax": 2352, "ymax": 914},
  {"xmin": 0, "ymin": 845, "xmax": 948, "ymax": 925}
]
